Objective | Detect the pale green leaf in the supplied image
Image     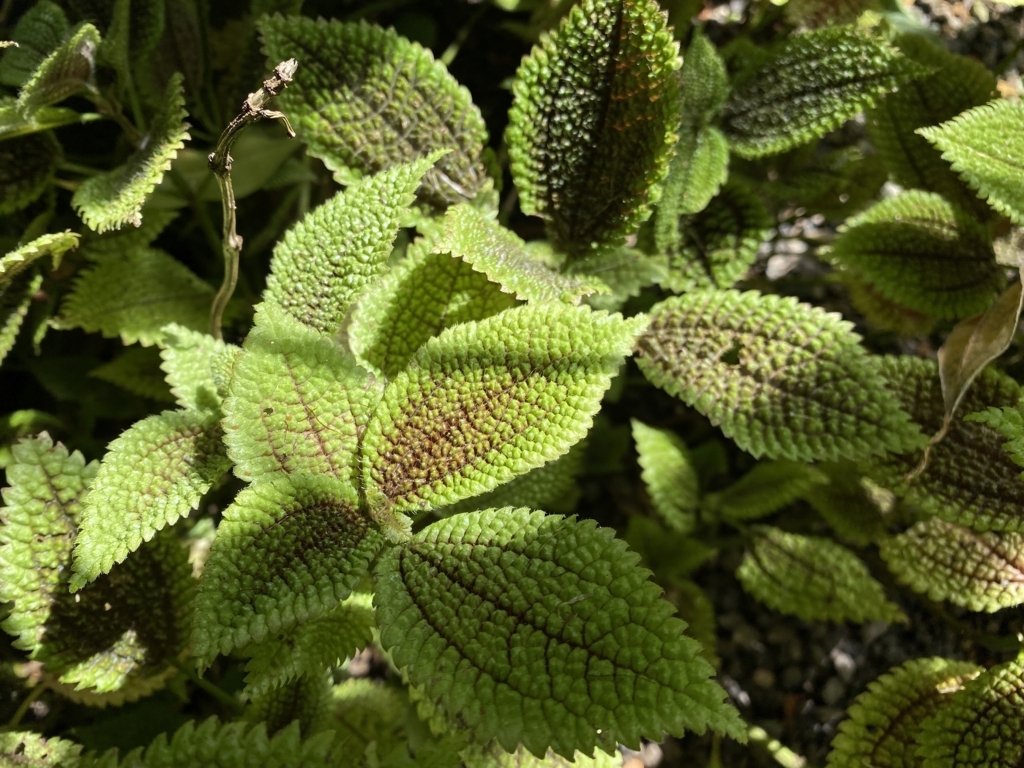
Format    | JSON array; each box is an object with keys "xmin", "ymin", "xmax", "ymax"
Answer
[
  {"xmin": 737, "ymin": 526, "xmax": 905, "ymax": 623},
  {"xmin": 259, "ymin": 16, "xmax": 490, "ymax": 208},
  {"xmin": 0, "ymin": 230, "xmax": 78, "ymax": 285},
  {"xmin": 374, "ymin": 508, "xmax": 745, "ymax": 757},
  {"xmin": 723, "ymin": 26, "xmax": 925, "ymax": 158},
  {"xmin": 89, "ymin": 347, "xmax": 174, "ymax": 401},
  {"xmin": 262, "ymin": 155, "xmax": 438, "ymax": 335},
  {"xmin": 0, "ymin": 271, "xmax": 42, "ymax": 366},
  {"xmin": 706, "ymin": 460, "xmax": 827, "ymax": 522},
  {"xmin": 506, "ymin": 0, "xmax": 683, "ymax": 253},
  {"xmin": 192, "ymin": 475, "xmax": 386, "ymax": 666},
  {"xmin": 0, "ymin": 1, "xmax": 68, "ymax": 87},
  {"xmin": 0, "ymin": 130, "xmax": 59, "ymax": 214},
  {"xmin": 16, "ymin": 22, "xmax": 99, "ymax": 115},
  {"xmin": 631, "ymin": 420, "xmax": 699, "ymax": 533},
  {"xmin": 71, "ymin": 409, "xmax": 229, "ymax": 588},
  {"xmin": 223, "ymin": 305, "xmax": 381, "ymax": 488},
  {"xmin": 565, "ymin": 247, "xmax": 667, "ymax": 311},
  {"xmin": 361, "ymin": 303, "xmax": 646, "ymax": 513},
  {"xmin": 462, "ymin": 743, "xmax": 622, "ymax": 768},
  {"xmin": 0, "ymin": 99, "xmax": 89, "ymax": 139},
  {"xmin": 827, "ymin": 657, "xmax": 981, "ymax": 768},
  {"xmin": 72, "ymin": 74, "xmax": 190, "ymax": 233},
  {"xmin": 158, "ymin": 325, "xmax": 238, "ymax": 412},
  {"xmin": 0, "ymin": 732, "xmax": 82, "ymax": 768},
  {"xmin": 881, "ymin": 518, "xmax": 1024, "ymax": 612},
  {"xmin": 636, "ymin": 290, "xmax": 924, "ymax": 461}
]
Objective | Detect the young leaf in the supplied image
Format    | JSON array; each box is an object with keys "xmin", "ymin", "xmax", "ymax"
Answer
[
  {"xmin": 919, "ymin": 99, "xmax": 1024, "ymax": 225},
  {"xmin": 15, "ymin": 22, "xmax": 99, "ymax": 115},
  {"xmin": 72, "ymin": 74, "xmax": 190, "ymax": 233},
  {"xmin": 0, "ymin": 271, "xmax": 42, "ymax": 366},
  {"xmin": 192, "ymin": 475, "xmax": 387, "ymax": 665},
  {"xmin": 258, "ymin": 16, "xmax": 489, "ymax": 207},
  {"xmin": 881, "ymin": 518, "xmax": 1024, "ymax": 612},
  {"xmin": 361, "ymin": 303, "xmax": 646, "ymax": 513},
  {"xmin": 632, "ymin": 419, "xmax": 699, "ymax": 533},
  {"xmin": 0, "ymin": 732, "xmax": 82, "ymax": 768},
  {"xmin": 722, "ymin": 26, "xmax": 924, "ymax": 158},
  {"xmin": 0, "ymin": 1, "xmax": 69, "ymax": 87},
  {"xmin": 0, "ymin": 130, "xmax": 59, "ymax": 214},
  {"xmin": 262, "ymin": 155, "xmax": 438, "ymax": 335},
  {"xmin": 374, "ymin": 507, "xmax": 746, "ymax": 757},
  {"xmin": 827, "ymin": 191, "xmax": 1002, "ymax": 320},
  {"xmin": 636, "ymin": 290, "xmax": 924, "ymax": 462},
  {"xmin": 158, "ymin": 324, "xmax": 238, "ymax": 412},
  {"xmin": 56, "ymin": 247, "xmax": 213, "ymax": 345},
  {"xmin": 71, "ymin": 409, "xmax": 229, "ymax": 588},
  {"xmin": 706, "ymin": 460, "xmax": 827, "ymax": 522},
  {"xmin": 827, "ymin": 657, "xmax": 981, "ymax": 768},
  {"xmin": 737, "ymin": 526, "xmax": 905, "ymax": 623},
  {"xmin": 222, "ymin": 305, "xmax": 381, "ymax": 487},
  {"xmin": 0, "ymin": 230, "xmax": 78, "ymax": 284},
  {"xmin": 506, "ymin": 0, "xmax": 683, "ymax": 254}
]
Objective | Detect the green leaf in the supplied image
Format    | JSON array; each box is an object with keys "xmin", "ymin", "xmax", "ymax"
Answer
[
  {"xmin": 565, "ymin": 247, "xmax": 667, "ymax": 311},
  {"xmin": 0, "ymin": 732, "xmax": 82, "ymax": 768},
  {"xmin": 737, "ymin": 526, "xmax": 905, "ymax": 623},
  {"xmin": 0, "ymin": 98, "xmax": 89, "ymax": 139},
  {"xmin": 0, "ymin": 230, "xmax": 78, "ymax": 285},
  {"xmin": 919, "ymin": 99, "xmax": 1024, "ymax": 225},
  {"xmin": 192, "ymin": 475, "xmax": 387, "ymax": 666},
  {"xmin": 16, "ymin": 22, "xmax": 99, "ymax": 115},
  {"xmin": 0, "ymin": 271, "xmax": 42, "ymax": 366},
  {"xmin": 259, "ymin": 16, "xmax": 490, "ymax": 208},
  {"xmin": 71, "ymin": 409, "xmax": 229, "ymax": 588},
  {"xmin": 843, "ymin": 272, "xmax": 937, "ymax": 337},
  {"xmin": 970, "ymin": 402, "xmax": 1024, "ymax": 472},
  {"xmin": 804, "ymin": 465, "xmax": 890, "ymax": 547},
  {"xmin": 506, "ymin": 0, "xmax": 683, "ymax": 254},
  {"xmin": 99, "ymin": 0, "xmax": 165, "ymax": 93},
  {"xmin": 0, "ymin": 434, "xmax": 192, "ymax": 703},
  {"xmin": 0, "ymin": 1, "xmax": 69, "ymax": 87},
  {"xmin": 826, "ymin": 657, "xmax": 981, "ymax": 768},
  {"xmin": 244, "ymin": 673, "xmax": 332, "ymax": 737},
  {"xmin": 827, "ymin": 191, "xmax": 1002, "ymax": 320},
  {"xmin": 881, "ymin": 518, "xmax": 1024, "ymax": 612},
  {"xmin": 706, "ymin": 460, "xmax": 827, "ymax": 522},
  {"xmin": 0, "ymin": 130, "xmax": 59, "ymax": 214},
  {"xmin": 158, "ymin": 325, "xmax": 237, "ymax": 412},
  {"xmin": 722, "ymin": 26, "xmax": 925, "ymax": 158},
  {"xmin": 874, "ymin": 355, "xmax": 1024, "ymax": 532},
  {"xmin": 631, "ymin": 420, "xmax": 699, "ymax": 533},
  {"xmin": 262, "ymin": 155, "xmax": 438, "ymax": 335},
  {"xmin": 222, "ymin": 305, "xmax": 381, "ymax": 488},
  {"xmin": 374, "ymin": 507, "xmax": 745, "ymax": 757},
  {"xmin": 462, "ymin": 743, "xmax": 622, "ymax": 768},
  {"xmin": 361, "ymin": 303, "xmax": 646, "ymax": 513},
  {"xmin": 72, "ymin": 74, "xmax": 190, "ymax": 233},
  {"xmin": 89, "ymin": 346, "xmax": 175, "ymax": 401},
  {"xmin": 917, "ymin": 656, "xmax": 1024, "ymax": 767},
  {"xmin": 636, "ymin": 290, "xmax": 924, "ymax": 462}
]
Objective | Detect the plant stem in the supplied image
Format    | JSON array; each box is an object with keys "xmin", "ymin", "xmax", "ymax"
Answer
[
  {"xmin": 3, "ymin": 684, "xmax": 46, "ymax": 730},
  {"xmin": 748, "ymin": 725, "xmax": 806, "ymax": 768},
  {"xmin": 207, "ymin": 59, "xmax": 298, "ymax": 340},
  {"xmin": 173, "ymin": 662, "xmax": 241, "ymax": 715}
]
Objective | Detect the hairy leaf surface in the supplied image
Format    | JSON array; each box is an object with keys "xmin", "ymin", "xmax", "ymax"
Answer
[
  {"xmin": 0, "ymin": 1, "xmax": 69, "ymax": 87},
  {"xmin": 0, "ymin": 130, "xmax": 59, "ymax": 214},
  {"xmin": 375, "ymin": 508, "xmax": 745, "ymax": 757},
  {"xmin": 506, "ymin": 0, "xmax": 682, "ymax": 253},
  {"xmin": 0, "ymin": 230, "xmax": 78, "ymax": 285},
  {"xmin": 158, "ymin": 325, "xmax": 238, "ymax": 412},
  {"xmin": 361, "ymin": 303, "xmax": 646, "ymax": 513},
  {"xmin": 16, "ymin": 22, "xmax": 99, "ymax": 115},
  {"xmin": 970, "ymin": 402, "xmax": 1024, "ymax": 472},
  {"xmin": 0, "ymin": 99, "xmax": 87, "ymax": 139},
  {"xmin": 566, "ymin": 247, "xmax": 667, "ymax": 311},
  {"xmin": 259, "ymin": 16, "xmax": 489, "ymax": 207},
  {"xmin": 636, "ymin": 290, "xmax": 923, "ymax": 461},
  {"xmin": 0, "ymin": 271, "xmax": 42, "ymax": 366},
  {"xmin": 632, "ymin": 420, "xmax": 698, "ymax": 533}
]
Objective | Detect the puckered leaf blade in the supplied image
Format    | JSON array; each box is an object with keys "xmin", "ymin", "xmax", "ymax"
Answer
[
  {"xmin": 158, "ymin": 324, "xmax": 239, "ymax": 412},
  {"xmin": 970, "ymin": 402, "xmax": 1024, "ymax": 472},
  {"xmin": 361, "ymin": 303, "xmax": 646, "ymax": 513},
  {"xmin": 631, "ymin": 420, "xmax": 698, "ymax": 533},
  {"xmin": 374, "ymin": 508, "xmax": 745, "ymax": 757}
]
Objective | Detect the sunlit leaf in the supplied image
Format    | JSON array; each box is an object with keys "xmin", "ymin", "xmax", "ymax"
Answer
[{"xmin": 16, "ymin": 22, "xmax": 99, "ymax": 115}]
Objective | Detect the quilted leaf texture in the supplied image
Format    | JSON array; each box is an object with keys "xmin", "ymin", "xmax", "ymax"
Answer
[
  {"xmin": 737, "ymin": 526, "xmax": 905, "ymax": 623},
  {"xmin": 222, "ymin": 305, "xmax": 381, "ymax": 487},
  {"xmin": 636, "ymin": 290, "xmax": 923, "ymax": 461},
  {"xmin": 706, "ymin": 460, "xmax": 827, "ymax": 523},
  {"xmin": 874, "ymin": 355, "xmax": 1024, "ymax": 532},
  {"xmin": 259, "ymin": 16, "xmax": 489, "ymax": 208},
  {"xmin": 826, "ymin": 657, "xmax": 981, "ymax": 768},
  {"xmin": 722, "ymin": 26, "xmax": 924, "ymax": 158},
  {"xmin": 0, "ymin": 230, "xmax": 78, "ymax": 284},
  {"xmin": 631, "ymin": 420, "xmax": 699, "ymax": 533},
  {"xmin": 71, "ymin": 409, "xmax": 230, "ymax": 588},
  {"xmin": 919, "ymin": 99, "xmax": 1024, "ymax": 225},
  {"xmin": 827, "ymin": 191, "xmax": 1002, "ymax": 320},
  {"xmin": 970, "ymin": 403, "xmax": 1024, "ymax": 472},
  {"xmin": 881, "ymin": 518, "xmax": 1024, "ymax": 612},
  {"xmin": 158, "ymin": 325, "xmax": 239, "ymax": 412},
  {"xmin": 374, "ymin": 508, "xmax": 745, "ymax": 757},
  {"xmin": 0, "ymin": 130, "xmax": 59, "ymax": 214},
  {"xmin": 192, "ymin": 474, "xmax": 386, "ymax": 666},
  {"xmin": 72, "ymin": 75, "xmax": 190, "ymax": 233},
  {"xmin": 566, "ymin": 247, "xmax": 667, "ymax": 311},
  {"xmin": 506, "ymin": 0, "xmax": 682, "ymax": 254},
  {"xmin": 243, "ymin": 674, "xmax": 332, "ymax": 738},
  {"xmin": 15, "ymin": 22, "xmax": 99, "ymax": 115},
  {"xmin": 361, "ymin": 302, "xmax": 646, "ymax": 513},
  {"xmin": 0, "ymin": 434, "xmax": 192, "ymax": 702},
  {"xmin": 0, "ymin": 732, "xmax": 82, "ymax": 767},
  {"xmin": 261, "ymin": 155, "xmax": 438, "ymax": 335},
  {"xmin": 917, "ymin": 656, "xmax": 1024, "ymax": 767}
]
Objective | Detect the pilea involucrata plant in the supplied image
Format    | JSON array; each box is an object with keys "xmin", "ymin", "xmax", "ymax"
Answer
[{"xmin": 3, "ymin": 0, "xmax": 1024, "ymax": 765}]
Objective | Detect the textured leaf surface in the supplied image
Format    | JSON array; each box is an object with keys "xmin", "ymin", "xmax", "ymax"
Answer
[
  {"xmin": 0, "ymin": 271, "xmax": 42, "ymax": 366},
  {"xmin": 920, "ymin": 99, "xmax": 1024, "ymax": 225},
  {"xmin": 706, "ymin": 460, "xmax": 827, "ymax": 522},
  {"xmin": 158, "ymin": 325, "xmax": 237, "ymax": 412},
  {"xmin": 0, "ymin": 231, "xmax": 77, "ymax": 285},
  {"xmin": 72, "ymin": 409, "xmax": 229, "ymax": 587},
  {"xmin": 193, "ymin": 475, "xmax": 386, "ymax": 665},
  {"xmin": 72, "ymin": 75, "xmax": 190, "ymax": 233},
  {"xmin": 16, "ymin": 22, "xmax": 99, "ymax": 114},
  {"xmin": 738, "ymin": 527, "xmax": 904, "ymax": 623},
  {"xmin": 723, "ymin": 26, "xmax": 923, "ymax": 158},
  {"xmin": 828, "ymin": 191, "xmax": 1001, "ymax": 320},
  {"xmin": 0, "ymin": 130, "xmax": 59, "ymax": 214},
  {"xmin": 632, "ymin": 420, "xmax": 698, "ymax": 533},
  {"xmin": 917, "ymin": 657, "xmax": 1024, "ymax": 767},
  {"xmin": 0, "ymin": 1, "xmax": 68, "ymax": 87},
  {"xmin": 89, "ymin": 347, "xmax": 174, "ymax": 401},
  {"xmin": 56, "ymin": 248, "xmax": 213, "ymax": 346},
  {"xmin": 0, "ymin": 732, "xmax": 82, "ymax": 767},
  {"xmin": 881, "ymin": 518, "xmax": 1024, "ymax": 612},
  {"xmin": 463, "ymin": 743, "xmax": 622, "ymax": 768},
  {"xmin": 566, "ymin": 247, "xmax": 667, "ymax": 311},
  {"xmin": 259, "ymin": 16, "xmax": 489, "ymax": 208},
  {"xmin": 223, "ymin": 305, "xmax": 381, "ymax": 487},
  {"xmin": 361, "ymin": 303, "xmax": 646, "ymax": 513},
  {"xmin": 262, "ymin": 156, "xmax": 437, "ymax": 334},
  {"xmin": 827, "ymin": 657, "xmax": 981, "ymax": 768},
  {"xmin": 375, "ymin": 508, "xmax": 745, "ymax": 757},
  {"xmin": 507, "ymin": 0, "xmax": 682, "ymax": 253},
  {"xmin": 875, "ymin": 355, "xmax": 1024, "ymax": 532},
  {"xmin": 970, "ymin": 403, "xmax": 1024, "ymax": 472},
  {"xmin": 805, "ymin": 466, "xmax": 890, "ymax": 547},
  {"xmin": 636, "ymin": 290, "xmax": 923, "ymax": 461},
  {"xmin": 243, "ymin": 673, "xmax": 331, "ymax": 738}
]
